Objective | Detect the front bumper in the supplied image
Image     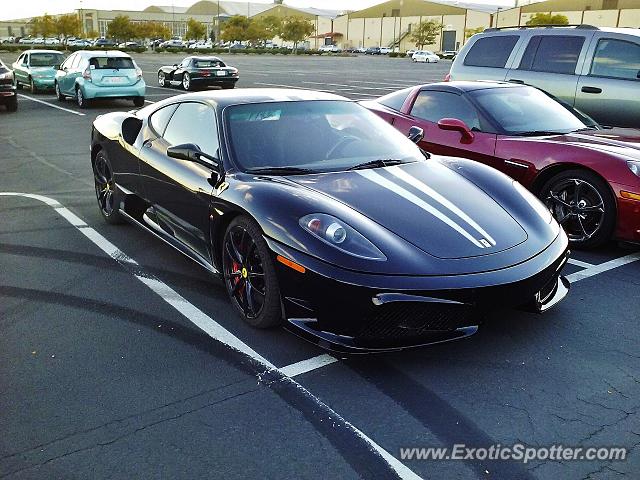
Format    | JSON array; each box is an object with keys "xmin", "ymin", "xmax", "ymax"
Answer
[
  {"xmin": 82, "ymin": 81, "xmax": 146, "ymax": 100},
  {"xmin": 191, "ymin": 76, "xmax": 238, "ymax": 86},
  {"xmin": 32, "ymin": 77, "xmax": 55, "ymax": 89},
  {"xmin": 267, "ymin": 233, "xmax": 570, "ymax": 352},
  {"xmin": 0, "ymin": 85, "xmax": 16, "ymax": 104},
  {"xmin": 613, "ymin": 182, "xmax": 640, "ymax": 243}
]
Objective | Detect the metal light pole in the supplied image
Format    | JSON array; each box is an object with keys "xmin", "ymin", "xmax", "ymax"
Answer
[{"xmin": 217, "ymin": 0, "xmax": 220, "ymax": 43}]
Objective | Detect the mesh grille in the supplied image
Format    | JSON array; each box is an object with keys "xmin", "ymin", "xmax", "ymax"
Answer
[{"xmin": 357, "ymin": 303, "xmax": 474, "ymax": 341}]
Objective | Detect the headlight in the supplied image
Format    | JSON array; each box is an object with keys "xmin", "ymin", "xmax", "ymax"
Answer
[
  {"xmin": 628, "ymin": 161, "xmax": 640, "ymax": 177},
  {"xmin": 299, "ymin": 213, "xmax": 386, "ymax": 260},
  {"xmin": 512, "ymin": 181, "xmax": 553, "ymax": 224},
  {"xmin": 0, "ymin": 71, "xmax": 13, "ymax": 80}
]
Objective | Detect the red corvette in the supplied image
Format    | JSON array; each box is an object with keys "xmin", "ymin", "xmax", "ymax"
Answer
[{"xmin": 363, "ymin": 82, "xmax": 640, "ymax": 248}]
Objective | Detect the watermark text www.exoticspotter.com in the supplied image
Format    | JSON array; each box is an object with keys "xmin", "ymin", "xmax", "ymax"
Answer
[{"xmin": 399, "ymin": 444, "xmax": 627, "ymax": 464}]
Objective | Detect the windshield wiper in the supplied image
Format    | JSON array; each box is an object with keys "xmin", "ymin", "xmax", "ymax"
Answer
[
  {"xmin": 248, "ymin": 166, "xmax": 315, "ymax": 175},
  {"xmin": 515, "ymin": 130, "xmax": 566, "ymax": 137},
  {"xmin": 347, "ymin": 159, "xmax": 405, "ymax": 171}
]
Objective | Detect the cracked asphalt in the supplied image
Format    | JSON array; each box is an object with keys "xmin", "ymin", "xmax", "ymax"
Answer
[{"xmin": 0, "ymin": 52, "xmax": 639, "ymax": 479}]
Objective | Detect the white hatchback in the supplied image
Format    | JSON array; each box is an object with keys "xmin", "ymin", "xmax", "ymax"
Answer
[{"xmin": 412, "ymin": 50, "xmax": 439, "ymax": 63}]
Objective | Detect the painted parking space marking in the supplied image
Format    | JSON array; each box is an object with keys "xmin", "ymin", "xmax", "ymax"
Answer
[
  {"xmin": 0, "ymin": 192, "xmax": 421, "ymax": 480},
  {"xmin": 567, "ymin": 252, "xmax": 640, "ymax": 283},
  {"xmin": 567, "ymin": 258, "xmax": 595, "ymax": 269},
  {"xmin": 18, "ymin": 94, "xmax": 86, "ymax": 116}
]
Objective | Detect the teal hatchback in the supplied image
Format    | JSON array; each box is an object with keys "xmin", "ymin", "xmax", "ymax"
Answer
[
  {"xmin": 12, "ymin": 50, "xmax": 65, "ymax": 93},
  {"xmin": 55, "ymin": 50, "xmax": 146, "ymax": 108}
]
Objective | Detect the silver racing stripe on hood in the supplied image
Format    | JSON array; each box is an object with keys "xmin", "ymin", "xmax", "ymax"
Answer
[
  {"xmin": 357, "ymin": 169, "xmax": 489, "ymax": 249},
  {"xmin": 386, "ymin": 165, "xmax": 496, "ymax": 246}
]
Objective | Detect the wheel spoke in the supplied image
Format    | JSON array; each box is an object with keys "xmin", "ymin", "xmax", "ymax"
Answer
[
  {"xmin": 557, "ymin": 212, "xmax": 573, "ymax": 225},
  {"xmin": 230, "ymin": 234, "xmax": 244, "ymax": 264},
  {"xmin": 245, "ymin": 281, "xmax": 255, "ymax": 315},
  {"xmin": 548, "ymin": 192, "xmax": 571, "ymax": 208},
  {"xmin": 576, "ymin": 215, "xmax": 592, "ymax": 240},
  {"xmin": 573, "ymin": 180, "xmax": 584, "ymax": 204}
]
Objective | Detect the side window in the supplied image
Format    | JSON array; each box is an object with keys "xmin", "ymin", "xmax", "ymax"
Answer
[
  {"xmin": 410, "ymin": 91, "xmax": 481, "ymax": 130},
  {"xmin": 519, "ymin": 35, "xmax": 585, "ymax": 74},
  {"xmin": 590, "ymin": 38, "xmax": 640, "ymax": 80},
  {"xmin": 378, "ymin": 87, "xmax": 413, "ymax": 111},
  {"xmin": 463, "ymin": 35, "xmax": 519, "ymax": 68},
  {"xmin": 149, "ymin": 104, "xmax": 179, "ymax": 136},
  {"xmin": 62, "ymin": 53, "xmax": 75, "ymax": 69},
  {"xmin": 163, "ymin": 102, "xmax": 219, "ymax": 156},
  {"xmin": 179, "ymin": 58, "xmax": 191, "ymax": 68}
]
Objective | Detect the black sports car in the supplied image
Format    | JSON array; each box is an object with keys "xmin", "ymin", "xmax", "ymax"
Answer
[
  {"xmin": 90, "ymin": 89, "xmax": 570, "ymax": 351},
  {"xmin": 0, "ymin": 60, "xmax": 17, "ymax": 112},
  {"xmin": 157, "ymin": 56, "xmax": 238, "ymax": 91}
]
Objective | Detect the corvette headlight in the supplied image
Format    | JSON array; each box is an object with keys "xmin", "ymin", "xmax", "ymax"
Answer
[
  {"xmin": 299, "ymin": 213, "xmax": 386, "ymax": 260},
  {"xmin": 512, "ymin": 181, "xmax": 553, "ymax": 224},
  {"xmin": 628, "ymin": 161, "xmax": 640, "ymax": 177}
]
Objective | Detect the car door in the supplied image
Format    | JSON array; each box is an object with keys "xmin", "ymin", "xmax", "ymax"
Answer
[
  {"xmin": 138, "ymin": 101, "xmax": 218, "ymax": 260},
  {"xmin": 505, "ymin": 32, "xmax": 594, "ymax": 105},
  {"xmin": 575, "ymin": 34, "xmax": 640, "ymax": 128},
  {"xmin": 59, "ymin": 53, "xmax": 78, "ymax": 94},
  {"xmin": 393, "ymin": 89, "xmax": 499, "ymax": 169}
]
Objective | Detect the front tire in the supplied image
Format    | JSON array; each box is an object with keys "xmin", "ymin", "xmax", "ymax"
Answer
[
  {"xmin": 182, "ymin": 73, "xmax": 191, "ymax": 91},
  {"xmin": 55, "ymin": 82, "xmax": 65, "ymax": 101},
  {"xmin": 93, "ymin": 150, "xmax": 123, "ymax": 224},
  {"xmin": 158, "ymin": 71, "xmax": 167, "ymax": 87},
  {"xmin": 222, "ymin": 216, "xmax": 282, "ymax": 328},
  {"xmin": 29, "ymin": 77, "xmax": 37, "ymax": 93},
  {"xmin": 540, "ymin": 169, "xmax": 616, "ymax": 249}
]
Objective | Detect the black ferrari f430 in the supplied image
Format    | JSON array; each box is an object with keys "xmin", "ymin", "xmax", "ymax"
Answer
[
  {"xmin": 157, "ymin": 56, "xmax": 238, "ymax": 91},
  {"xmin": 91, "ymin": 89, "xmax": 570, "ymax": 352}
]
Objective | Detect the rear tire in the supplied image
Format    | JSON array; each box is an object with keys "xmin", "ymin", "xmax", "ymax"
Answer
[
  {"xmin": 158, "ymin": 71, "xmax": 167, "ymax": 87},
  {"xmin": 93, "ymin": 150, "xmax": 124, "ymax": 225},
  {"xmin": 133, "ymin": 96, "xmax": 145, "ymax": 107},
  {"xmin": 6, "ymin": 96, "xmax": 17, "ymax": 112},
  {"xmin": 76, "ymin": 87, "xmax": 88, "ymax": 108},
  {"xmin": 182, "ymin": 72, "xmax": 191, "ymax": 91},
  {"xmin": 539, "ymin": 169, "xmax": 616, "ymax": 249},
  {"xmin": 222, "ymin": 216, "xmax": 283, "ymax": 328}
]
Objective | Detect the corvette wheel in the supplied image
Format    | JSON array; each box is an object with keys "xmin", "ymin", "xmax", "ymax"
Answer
[
  {"xmin": 182, "ymin": 73, "xmax": 191, "ymax": 91},
  {"xmin": 93, "ymin": 150, "xmax": 123, "ymax": 224},
  {"xmin": 222, "ymin": 216, "xmax": 282, "ymax": 328},
  {"xmin": 541, "ymin": 169, "xmax": 615, "ymax": 248},
  {"xmin": 158, "ymin": 71, "xmax": 167, "ymax": 87}
]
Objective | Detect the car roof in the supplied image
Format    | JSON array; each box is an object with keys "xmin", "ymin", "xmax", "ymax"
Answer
[
  {"xmin": 480, "ymin": 25, "xmax": 640, "ymax": 37},
  {"xmin": 146, "ymin": 88, "xmax": 348, "ymax": 110},
  {"xmin": 75, "ymin": 50, "xmax": 132, "ymax": 58},
  {"xmin": 22, "ymin": 49, "xmax": 64, "ymax": 54},
  {"xmin": 191, "ymin": 56, "xmax": 223, "ymax": 61},
  {"xmin": 417, "ymin": 80, "xmax": 526, "ymax": 93}
]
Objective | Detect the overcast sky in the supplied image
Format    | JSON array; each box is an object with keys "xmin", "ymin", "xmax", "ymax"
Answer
[{"xmin": 0, "ymin": 0, "xmax": 516, "ymax": 21}]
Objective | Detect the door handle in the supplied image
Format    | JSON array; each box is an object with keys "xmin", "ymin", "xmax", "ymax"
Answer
[
  {"xmin": 581, "ymin": 86, "xmax": 602, "ymax": 94},
  {"xmin": 508, "ymin": 79, "xmax": 524, "ymax": 84}
]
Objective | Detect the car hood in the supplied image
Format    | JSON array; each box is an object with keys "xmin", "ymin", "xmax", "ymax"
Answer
[
  {"xmin": 532, "ymin": 128, "xmax": 640, "ymax": 161},
  {"xmin": 30, "ymin": 66, "xmax": 57, "ymax": 75},
  {"xmin": 288, "ymin": 161, "xmax": 528, "ymax": 260}
]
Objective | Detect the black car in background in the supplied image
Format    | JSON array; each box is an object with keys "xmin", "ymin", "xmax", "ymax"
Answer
[
  {"xmin": 0, "ymin": 60, "xmax": 17, "ymax": 112},
  {"xmin": 89, "ymin": 88, "xmax": 569, "ymax": 351},
  {"xmin": 365, "ymin": 47, "xmax": 382, "ymax": 55},
  {"xmin": 157, "ymin": 56, "xmax": 239, "ymax": 91}
]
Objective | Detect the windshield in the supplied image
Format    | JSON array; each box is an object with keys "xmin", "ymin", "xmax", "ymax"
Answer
[
  {"xmin": 89, "ymin": 57, "xmax": 135, "ymax": 69},
  {"xmin": 30, "ymin": 53, "xmax": 64, "ymax": 67},
  {"xmin": 472, "ymin": 87, "xmax": 587, "ymax": 135},
  {"xmin": 226, "ymin": 100, "xmax": 424, "ymax": 173}
]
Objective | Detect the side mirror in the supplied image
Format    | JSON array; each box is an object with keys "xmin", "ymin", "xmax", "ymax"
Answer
[
  {"xmin": 173, "ymin": 63, "xmax": 178, "ymax": 67},
  {"xmin": 167, "ymin": 143, "xmax": 221, "ymax": 178},
  {"xmin": 437, "ymin": 118, "xmax": 475, "ymax": 144},
  {"xmin": 53, "ymin": 64, "xmax": 61, "ymax": 70},
  {"xmin": 407, "ymin": 126, "xmax": 424, "ymax": 144}
]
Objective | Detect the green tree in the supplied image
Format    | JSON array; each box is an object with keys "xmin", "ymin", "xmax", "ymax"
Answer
[
  {"xmin": 55, "ymin": 14, "xmax": 81, "ymax": 38},
  {"xmin": 107, "ymin": 15, "xmax": 134, "ymax": 41},
  {"xmin": 261, "ymin": 15, "xmax": 283, "ymax": 40},
  {"xmin": 29, "ymin": 14, "xmax": 57, "ymax": 37},
  {"xmin": 185, "ymin": 17, "xmax": 207, "ymax": 40},
  {"xmin": 220, "ymin": 15, "xmax": 250, "ymax": 46},
  {"xmin": 525, "ymin": 13, "xmax": 569, "ymax": 26},
  {"xmin": 465, "ymin": 26, "xmax": 484, "ymax": 39},
  {"xmin": 280, "ymin": 16, "xmax": 314, "ymax": 52},
  {"xmin": 410, "ymin": 19, "xmax": 442, "ymax": 49},
  {"xmin": 140, "ymin": 21, "xmax": 171, "ymax": 40}
]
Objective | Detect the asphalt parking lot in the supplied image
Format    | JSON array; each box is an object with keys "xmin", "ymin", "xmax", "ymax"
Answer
[{"xmin": 0, "ymin": 52, "xmax": 639, "ymax": 480}]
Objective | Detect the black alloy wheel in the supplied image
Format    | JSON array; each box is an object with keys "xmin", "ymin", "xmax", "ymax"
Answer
[
  {"xmin": 541, "ymin": 169, "xmax": 615, "ymax": 248},
  {"xmin": 222, "ymin": 216, "xmax": 282, "ymax": 328},
  {"xmin": 93, "ymin": 150, "xmax": 123, "ymax": 224}
]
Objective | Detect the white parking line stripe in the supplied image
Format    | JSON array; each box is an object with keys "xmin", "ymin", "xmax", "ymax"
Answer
[
  {"xmin": 567, "ymin": 258, "xmax": 595, "ymax": 269},
  {"xmin": 18, "ymin": 94, "xmax": 86, "ymax": 116},
  {"xmin": 567, "ymin": 252, "xmax": 640, "ymax": 283},
  {"xmin": 279, "ymin": 354, "xmax": 338, "ymax": 377},
  {"xmin": 0, "ymin": 192, "xmax": 424, "ymax": 480},
  {"xmin": 144, "ymin": 100, "xmax": 156, "ymax": 104}
]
